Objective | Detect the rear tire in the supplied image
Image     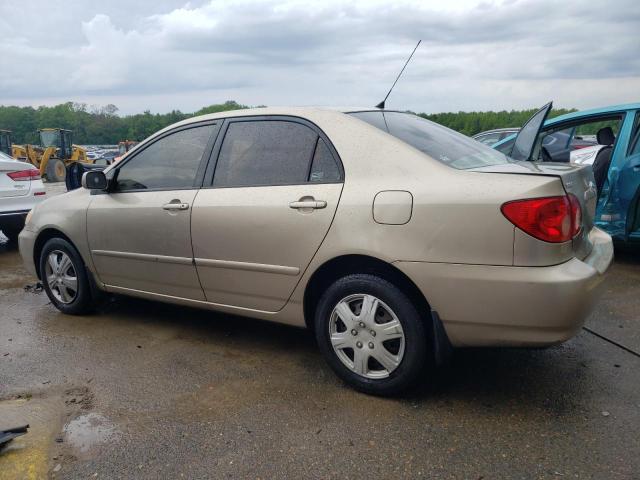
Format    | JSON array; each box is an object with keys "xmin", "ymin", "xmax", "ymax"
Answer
[
  {"xmin": 39, "ymin": 237, "xmax": 93, "ymax": 315},
  {"xmin": 45, "ymin": 159, "xmax": 66, "ymax": 182},
  {"xmin": 314, "ymin": 274, "xmax": 429, "ymax": 396}
]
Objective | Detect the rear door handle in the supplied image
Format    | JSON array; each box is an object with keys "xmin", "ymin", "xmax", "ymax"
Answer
[
  {"xmin": 162, "ymin": 202, "xmax": 190, "ymax": 211},
  {"xmin": 289, "ymin": 200, "xmax": 327, "ymax": 210}
]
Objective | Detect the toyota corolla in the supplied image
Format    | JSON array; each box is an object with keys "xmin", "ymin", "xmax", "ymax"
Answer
[{"xmin": 19, "ymin": 106, "xmax": 613, "ymax": 395}]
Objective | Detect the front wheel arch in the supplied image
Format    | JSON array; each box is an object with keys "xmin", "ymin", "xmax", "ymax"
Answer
[{"xmin": 33, "ymin": 228, "xmax": 77, "ymax": 280}]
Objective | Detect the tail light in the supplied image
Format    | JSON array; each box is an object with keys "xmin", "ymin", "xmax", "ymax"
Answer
[
  {"xmin": 501, "ymin": 195, "xmax": 582, "ymax": 243},
  {"xmin": 7, "ymin": 169, "xmax": 41, "ymax": 181}
]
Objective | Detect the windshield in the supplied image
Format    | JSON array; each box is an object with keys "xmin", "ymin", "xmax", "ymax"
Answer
[
  {"xmin": 40, "ymin": 130, "xmax": 60, "ymax": 148},
  {"xmin": 349, "ymin": 111, "xmax": 512, "ymax": 169}
]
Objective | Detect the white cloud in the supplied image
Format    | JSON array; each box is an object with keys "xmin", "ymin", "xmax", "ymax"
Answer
[{"xmin": 0, "ymin": 0, "xmax": 637, "ymax": 114}]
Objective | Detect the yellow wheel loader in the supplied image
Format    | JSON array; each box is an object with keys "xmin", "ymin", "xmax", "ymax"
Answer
[{"xmin": 12, "ymin": 129, "xmax": 92, "ymax": 182}]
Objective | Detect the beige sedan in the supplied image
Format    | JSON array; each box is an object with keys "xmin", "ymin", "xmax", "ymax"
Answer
[{"xmin": 19, "ymin": 106, "xmax": 613, "ymax": 395}]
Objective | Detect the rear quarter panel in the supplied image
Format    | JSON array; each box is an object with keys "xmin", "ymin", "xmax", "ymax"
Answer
[
  {"xmin": 279, "ymin": 112, "xmax": 566, "ymax": 322},
  {"xmin": 297, "ymin": 112, "xmax": 566, "ymax": 266}
]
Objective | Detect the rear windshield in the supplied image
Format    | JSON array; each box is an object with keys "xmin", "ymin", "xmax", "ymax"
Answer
[{"xmin": 349, "ymin": 111, "xmax": 512, "ymax": 170}]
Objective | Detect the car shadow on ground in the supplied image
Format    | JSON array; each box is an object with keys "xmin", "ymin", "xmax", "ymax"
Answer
[{"xmin": 92, "ymin": 293, "xmax": 593, "ymax": 414}]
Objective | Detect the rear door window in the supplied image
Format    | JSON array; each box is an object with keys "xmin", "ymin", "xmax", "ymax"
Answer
[
  {"xmin": 309, "ymin": 138, "xmax": 341, "ymax": 183},
  {"xmin": 213, "ymin": 120, "xmax": 328, "ymax": 187}
]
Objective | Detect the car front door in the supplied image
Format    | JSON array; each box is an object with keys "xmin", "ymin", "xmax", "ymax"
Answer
[
  {"xmin": 191, "ymin": 117, "xmax": 343, "ymax": 312},
  {"xmin": 87, "ymin": 122, "xmax": 220, "ymax": 300}
]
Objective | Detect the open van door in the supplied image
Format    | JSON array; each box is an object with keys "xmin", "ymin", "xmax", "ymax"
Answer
[{"xmin": 509, "ymin": 102, "xmax": 553, "ymax": 161}]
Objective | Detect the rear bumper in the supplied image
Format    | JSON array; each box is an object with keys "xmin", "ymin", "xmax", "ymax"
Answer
[{"xmin": 395, "ymin": 227, "xmax": 614, "ymax": 347}]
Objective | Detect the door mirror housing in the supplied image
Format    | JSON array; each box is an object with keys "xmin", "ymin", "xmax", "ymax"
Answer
[{"xmin": 82, "ymin": 170, "xmax": 108, "ymax": 190}]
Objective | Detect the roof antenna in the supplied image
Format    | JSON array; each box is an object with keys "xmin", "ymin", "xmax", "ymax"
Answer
[{"xmin": 375, "ymin": 40, "xmax": 421, "ymax": 109}]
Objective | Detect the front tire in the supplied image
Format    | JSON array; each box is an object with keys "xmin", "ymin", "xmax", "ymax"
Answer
[
  {"xmin": 39, "ymin": 237, "xmax": 93, "ymax": 315},
  {"xmin": 45, "ymin": 159, "xmax": 66, "ymax": 182},
  {"xmin": 315, "ymin": 274, "xmax": 429, "ymax": 396}
]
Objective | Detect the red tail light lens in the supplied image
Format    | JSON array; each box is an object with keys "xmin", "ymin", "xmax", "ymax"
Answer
[
  {"xmin": 501, "ymin": 195, "xmax": 581, "ymax": 243},
  {"xmin": 7, "ymin": 169, "xmax": 41, "ymax": 181}
]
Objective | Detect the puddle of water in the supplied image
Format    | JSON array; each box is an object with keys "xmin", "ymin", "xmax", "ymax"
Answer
[{"xmin": 63, "ymin": 413, "xmax": 120, "ymax": 454}]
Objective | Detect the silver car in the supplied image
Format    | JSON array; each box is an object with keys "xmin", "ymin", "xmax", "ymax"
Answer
[{"xmin": 19, "ymin": 106, "xmax": 613, "ymax": 395}]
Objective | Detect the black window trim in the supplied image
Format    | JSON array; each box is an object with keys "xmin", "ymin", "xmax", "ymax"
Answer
[
  {"xmin": 108, "ymin": 120, "xmax": 222, "ymax": 194},
  {"xmin": 201, "ymin": 115, "xmax": 345, "ymax": 189}
]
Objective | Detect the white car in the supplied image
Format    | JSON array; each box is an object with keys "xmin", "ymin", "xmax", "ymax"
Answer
[
  {"xmin": 570, "ymin": 144, "xmax": 605, "ymax": 165},
  {"xmin": 0, "ymin": 151, "xmax": 46, "ymax": 242}
]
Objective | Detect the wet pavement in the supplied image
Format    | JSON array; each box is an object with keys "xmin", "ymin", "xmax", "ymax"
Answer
[{"xmin": 1, "ymin": 191, "xmax": 639, "ymax": 478}]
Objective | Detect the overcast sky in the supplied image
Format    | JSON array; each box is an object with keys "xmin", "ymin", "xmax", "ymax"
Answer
[{"xmin": 0, "ymin": 0, "xmax": 638, "ymax": 115}]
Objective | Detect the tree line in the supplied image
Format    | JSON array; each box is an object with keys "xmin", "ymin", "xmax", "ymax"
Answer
[{"xmin": 0, "ymin": 101, "xmax": 577, "ymax": 145}]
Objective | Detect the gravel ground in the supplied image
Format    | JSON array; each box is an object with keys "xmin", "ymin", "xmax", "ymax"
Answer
[{"xmin": 0, "ymin": 182, "xmax": 639, "ymax": 479}]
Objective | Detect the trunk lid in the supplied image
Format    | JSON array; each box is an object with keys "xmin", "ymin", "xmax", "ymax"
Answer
[{"xmin": 470, "ymin": 161, "xmax": 597, "ymax": 259}]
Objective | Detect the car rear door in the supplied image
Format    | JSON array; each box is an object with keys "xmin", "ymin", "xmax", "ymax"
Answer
[
  {"xmin": 191, "ymin": 116, "xmax": 343, "ymax": 312},
  {"xmin": 87, "ymin": 122, "xmax": 220, "ymax": 300}
]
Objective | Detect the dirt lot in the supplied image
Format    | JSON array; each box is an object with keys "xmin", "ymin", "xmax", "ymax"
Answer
[{"xmin": 1, "ymin": 187, "xmax": 639, "ymax": 479}]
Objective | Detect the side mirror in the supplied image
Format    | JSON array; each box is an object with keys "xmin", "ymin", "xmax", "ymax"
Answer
[{"xmin": 82, "ymin": 170, "xmax": 108, "ymax": 190}]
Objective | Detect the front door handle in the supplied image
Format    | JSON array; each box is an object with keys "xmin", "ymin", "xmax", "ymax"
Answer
[
  {"xmin": 289, "ymin": 200, "xmax": 327, "ymax": 210},
  {"xmin": 162, "ymin": 201, "xmax": 190, "ymax": 211}
]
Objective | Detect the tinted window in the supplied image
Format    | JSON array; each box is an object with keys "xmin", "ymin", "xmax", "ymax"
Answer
[
  {"xmin": 309, "ymin": 138, "xmax": 341, "ymax": 183},
  {"xmin": 116, "ymin": 124, "xmax": 216, "ymax": 191},
  {"xmin": 349, "ymin": 112, "xmax": 389, "ymax": 132},
  {"xmin": 350, "ymin": 111, "xmax": 511, "ymax": 170},
  {"xmin": 213, "ymin": 121, "xmax": 318, "ymax": 187}
]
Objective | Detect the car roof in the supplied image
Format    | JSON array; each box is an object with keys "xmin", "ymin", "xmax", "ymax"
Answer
[{"xmin": 149, "ymin": 106, "xmax": 410, "ymax": 139}]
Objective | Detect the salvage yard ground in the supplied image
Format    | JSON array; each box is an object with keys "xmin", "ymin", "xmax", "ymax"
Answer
[{"xmin": 0, "ymin": 183, "xmax": 639, "ymax": 479}]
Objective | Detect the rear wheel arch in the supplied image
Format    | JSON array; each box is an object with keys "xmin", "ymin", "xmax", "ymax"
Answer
[{"xmin": 303, "ymin": 254, "xmax": 433, "ymax": 331}]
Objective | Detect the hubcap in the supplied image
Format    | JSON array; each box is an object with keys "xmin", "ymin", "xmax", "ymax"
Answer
[
  {"xmin": 329, "ymin": 294, "xmax": 405, "ymax": 379},
  {"xmin": 44, "ymin": 250, "xmax": 78, "ymax": 304}
]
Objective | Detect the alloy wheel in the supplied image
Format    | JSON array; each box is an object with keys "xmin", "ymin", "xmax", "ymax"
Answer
[{"xmin": 44, "ymin": 250, "xmax": 78, "ymax": 304}]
